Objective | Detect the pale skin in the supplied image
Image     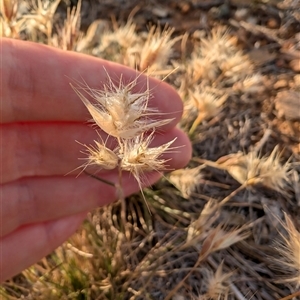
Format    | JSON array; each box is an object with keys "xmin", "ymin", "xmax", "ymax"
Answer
[{"xmin": 0, "ymin": 38, "xmax": 192, "ymax": 281}]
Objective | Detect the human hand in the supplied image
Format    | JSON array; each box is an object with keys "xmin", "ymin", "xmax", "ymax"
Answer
[{"xmin": 0, "ymin": 38, "xmax": 191, "ymax": 281}]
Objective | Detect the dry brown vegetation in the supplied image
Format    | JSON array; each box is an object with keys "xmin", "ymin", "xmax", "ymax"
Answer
[{"xmin": 1, "ymin": 0, "xmax": 300, "ymax": 299}]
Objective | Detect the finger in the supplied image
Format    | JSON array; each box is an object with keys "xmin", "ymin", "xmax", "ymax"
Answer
[
  {"xmin": 0, "ymin": 213, "xmax": 86, "ymax": 282},
  {"xmin": 0, "ymin": 122, "xmax": 100, "ymax": 184},
  {"xmin": 1, "ymin": 38, "xmax": 183, "ymax": 127},
  {"xmin": 1, "ymin": 172, "xmax": 163, "ymax": 237},
  {"xmin": 1, "ymin": 123, "xmax": 191, "ymax": 183}
]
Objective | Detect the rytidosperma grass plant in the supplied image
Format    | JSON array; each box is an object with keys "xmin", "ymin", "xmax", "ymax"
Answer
[{"xmin": 70, "ymin": 71, "xmax": 177, "ymax": 217}]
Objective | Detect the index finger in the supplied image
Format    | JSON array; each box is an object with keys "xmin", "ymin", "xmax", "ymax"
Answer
[{"xmin": 0, "ymin": 38, "xmax": 183, "ymax": 126}]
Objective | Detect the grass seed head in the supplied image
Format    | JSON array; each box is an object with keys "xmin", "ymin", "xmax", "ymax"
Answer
[
  {"xmin": 71, "ymin": 74, "xmax": 173, "ymax": 139},
  {"xmin": 233, "ymin": 73, "xmax": 264, "ymax": 94},
  {"xmin": 168, "ymin": 166, "xmax": 203, "ymax": 198},
  {"xmin": 80, "ymin": 140, "xmax": 119, "ymax": 170},
  {"xmin": 189, "ymin": 56, "xmax": 219, "ymax": 83},
  {"xmin": 199, "ymin": 27, "xmax": 235, "ymax": 62},
  {"xmin": 0, "ymin": 0, "xmax": 25, "ymax": 38},
  {"xmin": 139, "ymin": 26, "xmax": 180, "ymax": 72},
  {"xmin": 273, "ymin": 213, "xmax": 300, "ymax": 287},
  {"xmin": 51, "ymin": 0, "xmax": 82, "ymax": 51},
  {"xmin": 24, "ymin": 0, "xmax": 61, "ymax": 40},
  {"xmin": 191, "ymin": 89, "xmax": 227, "ymax": 119},
  {"xmin": 75, "ymin": 19, "xmax": 109, "ymax": 52},
  {"xmin": 220, "ymin": 51, "xmax": 253, "ymax": 79},
  {"xmin": 187, "ymin": 89, "xmax": 228, "ymax": 134},
  {"xmin": 120, "ymin": 131, "xmax": 177, "ymax": 179},
  {"xmin": 188, "ymin": 27, "xmax": 253, "ymax": 86},
  {"xmin": 200, "ymin": 225, "xmax": 250, "ymax": 259},
  {"xmin": 201, "ymin": 262, "xmax": 232, "ymax": 300},
  {"xmin": 215, "ymin": 146, "xmax": 292, "ymax": 193},
  {"xmin": 0, "ymin": 0, "xmax": 18, "ymax": 23},
  {"xmin": 95, "ymin": 19, "xmax": 138, "ymax": 62}
]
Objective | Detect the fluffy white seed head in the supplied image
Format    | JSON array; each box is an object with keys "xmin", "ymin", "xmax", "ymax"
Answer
[
  {"xmin": 139, "ymin": 26, "xmax": 180, "ymax": 72},
  {"xmin": 80, "ymin": 140, "xmax": 119, "ymax": 170},
  {"xmin": 71, "ymin": 74, "xmax": 173, "ymax": 139},
  {"xmin": 274, "ymin": 213, "xmax": 300, "ymax": 286},
  {"xmin": 120, "ymin": 132, "xmax": 177, "ymax": 179},
  {"xmin": 216, "ymin": 146, "xmax": 292, "ymax": 193}
]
